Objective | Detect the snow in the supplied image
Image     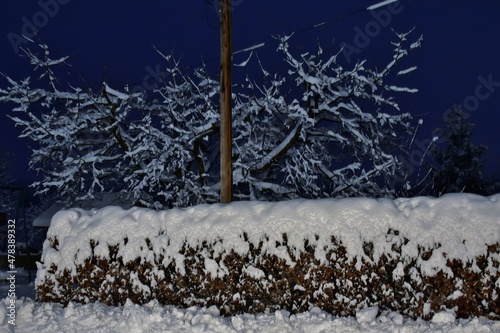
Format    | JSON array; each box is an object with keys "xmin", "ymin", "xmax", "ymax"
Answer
[
  {"xmin": 367, "ymin": 0, "xmax": 399, "ymax": 11},
  {"xmin": 37, "ymin": 193, "xmax": 500, "ymax": 281},
  {"xmin": 3, "ymin": 33, "xmax": 423, "ymax": 206},
  {"xmin": 397, "ymin": 66, "xmax": 418, "ymax": 76},
  {"xmin": 431, "ymin": 311, "xmax": 456, "ymax": 325},
  {"xmin": 242, "ymin": 265, "xmax": 266, "ymax": 280},
  {"xmin": 233, "ymin": 42, "xmax": 266, "ymax": 55},
  {"xmin": 355, "ymin": 306, "xmax": 378, "ymax": 324},
  {"xmin": 1, "ymin": 193, "xmax": 499, "ymax": 332},
  {"xmin": 1, "ymin": 296, "xmax": 499, "ymax": 332}
]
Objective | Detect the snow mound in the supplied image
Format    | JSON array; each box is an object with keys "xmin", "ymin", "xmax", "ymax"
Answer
[
  {"xmin": 431, "ymin": 311, "xmax": 456, "ymax": 324},
  {"xmin": 2, "ymin": 298, "xmax": 500, "ymax": 333},
  {"xmin": 356, "ymin": 306, "xmax": 378, "ymax": 324}
]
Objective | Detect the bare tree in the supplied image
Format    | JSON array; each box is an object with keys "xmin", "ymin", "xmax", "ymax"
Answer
[{"xmin": 1, "ymin": 30, "xmax": 422, "ymax": 208}]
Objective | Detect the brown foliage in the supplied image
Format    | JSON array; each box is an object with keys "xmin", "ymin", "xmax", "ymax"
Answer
[{"xmin": 36, "ymin": 233, "xmax": 500, "ymax": 319}]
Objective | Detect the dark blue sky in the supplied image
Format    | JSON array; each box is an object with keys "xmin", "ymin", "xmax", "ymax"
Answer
[{"xmin": 1, "ymin": 1, "xmax": 499, "ymax": 190}]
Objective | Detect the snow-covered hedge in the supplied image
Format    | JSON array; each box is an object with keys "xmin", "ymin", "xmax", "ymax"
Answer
[{"xmin": 35, "ymin": 194, "xmax": 500, "ymax": 319}]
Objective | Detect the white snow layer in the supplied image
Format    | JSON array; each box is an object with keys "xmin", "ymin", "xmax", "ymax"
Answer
[
  {"xmin": 38, "ymin": 193, "xmax": 500, "ymax": 281},
  {"xmin": 2, "ymin": 297, "xmax": 500, "ymax": 333}
]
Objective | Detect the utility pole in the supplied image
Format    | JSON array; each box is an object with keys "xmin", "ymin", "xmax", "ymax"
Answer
[{"xmin": 220, "ymin": 0, "xmax": 233, "ymax": 203}]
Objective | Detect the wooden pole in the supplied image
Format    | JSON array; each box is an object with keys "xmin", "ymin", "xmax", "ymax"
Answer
[{"xmin": 220, "ymin": 0, "xmax": 233, "ymax": 203}]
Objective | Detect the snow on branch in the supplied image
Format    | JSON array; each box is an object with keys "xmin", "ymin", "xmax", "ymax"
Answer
[{"xmin": 1, "ymin": 30, "xmax": 422, "ymax": 206}]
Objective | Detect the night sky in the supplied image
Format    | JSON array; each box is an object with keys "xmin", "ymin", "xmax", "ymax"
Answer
[{"xmin": 1, "ymin": 0, "xmax": 499, "ymax": 191}]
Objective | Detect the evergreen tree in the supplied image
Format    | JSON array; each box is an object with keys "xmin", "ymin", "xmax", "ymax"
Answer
[{"xmin": 430, "ymin": 105, "xmax": 493, "ymax": 195}]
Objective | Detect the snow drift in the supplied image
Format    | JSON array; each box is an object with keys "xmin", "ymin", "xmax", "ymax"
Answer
[{"xmin": 35, "ymin": 193, "xmax": 500, "ymax": 319}]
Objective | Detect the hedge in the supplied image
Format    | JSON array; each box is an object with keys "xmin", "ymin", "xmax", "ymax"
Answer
[{"xmin": 36, "ymin": 230, "xmax": 500, "ymax": 319}]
